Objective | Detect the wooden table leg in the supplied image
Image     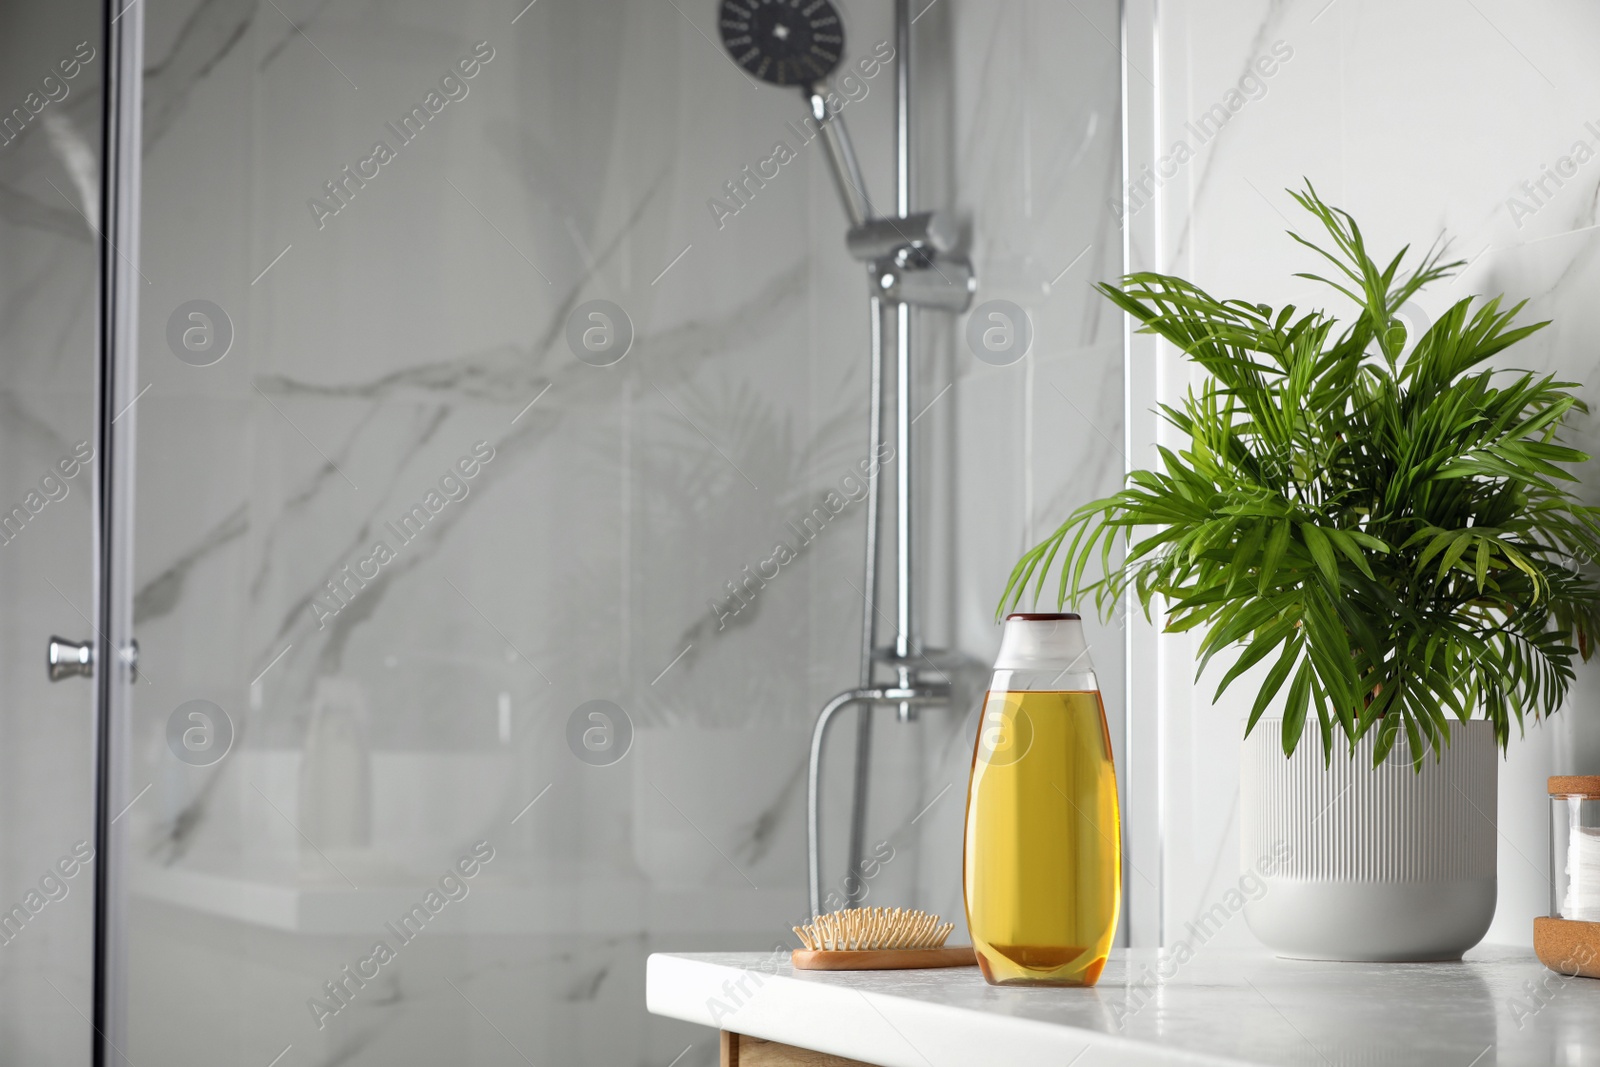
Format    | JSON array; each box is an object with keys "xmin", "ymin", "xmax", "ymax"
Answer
[{"xmin": 720, "ymin": 1031, "xmax": 876, "ymax": 1066}]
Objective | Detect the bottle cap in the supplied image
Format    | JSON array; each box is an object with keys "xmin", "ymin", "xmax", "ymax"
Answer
[{"xmin": 995, "ymin": 613, "xmax": 1090, "ymax": 670}]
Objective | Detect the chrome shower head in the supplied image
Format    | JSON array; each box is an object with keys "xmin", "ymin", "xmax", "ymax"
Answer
[
  {"xmin": 719, "ymin": 0, "xmax": 846, "ymax": 88},
  {"xmin": 719, "ymin": 0, "xmax": 867, "ymax": 226}
]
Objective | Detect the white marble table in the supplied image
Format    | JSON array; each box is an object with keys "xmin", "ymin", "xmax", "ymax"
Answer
[{"xmin": 647, "ymin": 945, "xmax": 1599, "ymax": 1065}]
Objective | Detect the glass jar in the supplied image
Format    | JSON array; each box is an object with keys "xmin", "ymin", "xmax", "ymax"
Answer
[
  {"xmin": 1550, "ymin": 776, "xmax": 1600, "ymax": 921},
  {"xmin": 962, "ymin": 613, "xmax": 1121, "ymax": 986}
]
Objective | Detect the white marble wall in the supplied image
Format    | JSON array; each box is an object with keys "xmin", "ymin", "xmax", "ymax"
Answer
[
  {"xmin": 112, "ymin": 0, "xmax": 1123, "ymax": 1063},
  {"xmin": 1129, "ymin": 0, "xmax": 1600, "ymax": 951}
]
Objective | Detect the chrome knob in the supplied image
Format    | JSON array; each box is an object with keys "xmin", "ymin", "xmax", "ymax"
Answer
[{"xmin": 48, "ymin": 637, "xmax": 94, "ymax": 681}]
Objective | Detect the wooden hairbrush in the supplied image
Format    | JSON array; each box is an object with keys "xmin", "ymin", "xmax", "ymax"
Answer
[{"xmin": 791, "ymin": 907, "xmax": 977, "ymax": 970}]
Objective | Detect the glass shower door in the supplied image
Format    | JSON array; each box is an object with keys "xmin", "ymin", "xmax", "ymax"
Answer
[
  {"xmin": 0, "ymin": 1, "xmax": 105, "ymax": 1061},
  {"xmin": 122, "ymin": 2, "xmax": 852, "ymax": 1063},
  {"xmin": 116, "ymin": 0, "xmax": 1128, "ymax": 1063}
]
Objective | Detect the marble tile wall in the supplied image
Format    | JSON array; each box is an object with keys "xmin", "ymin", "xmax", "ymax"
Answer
[
  {"xmin": 114, "ymin": 0, "xmax": 1124, "ymax": 1063},
  {"xmin": 1134, "ymin": 0, "xmax": 1600, "ymax": 951}
]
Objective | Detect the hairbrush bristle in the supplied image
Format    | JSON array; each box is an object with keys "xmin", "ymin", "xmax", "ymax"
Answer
[{"xmin": 791, "ymin": 907, "xmax": 956, "ymax": 952}]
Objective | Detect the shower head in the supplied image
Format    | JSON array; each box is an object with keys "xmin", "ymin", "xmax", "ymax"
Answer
[
  {"xmin": 718, "ymin": 0, "xmax": 846, "ymax": 88},
  {"xmin": 719, "ymin": 0, "xmax": 869, "ymax": 226}
]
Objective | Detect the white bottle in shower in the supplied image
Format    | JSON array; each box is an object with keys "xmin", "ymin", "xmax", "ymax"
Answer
[{"xmin": 298, "ymin": 677, "xmax": 371, "ymax": 877}]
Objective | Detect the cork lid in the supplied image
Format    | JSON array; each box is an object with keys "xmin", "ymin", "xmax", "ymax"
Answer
[{"xmin": 1549, "ymin": 776, "xmax": 1600, "ymax": 797}]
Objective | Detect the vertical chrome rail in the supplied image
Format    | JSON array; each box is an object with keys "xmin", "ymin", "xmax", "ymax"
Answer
[
  {"xmin": 94, "ymin": 0, "xmax": 143, "ymax": 1062},
  {"xmin": 841, "ymin": 0, "xmax": 919, "ymax": 908},
  {"xmin": 893, "ymin": 0, "xmax": 914, "ymax": 671}
]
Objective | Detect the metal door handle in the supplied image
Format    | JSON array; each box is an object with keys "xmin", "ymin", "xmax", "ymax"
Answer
[{"xmin": 48, "ymin": 637, "xmax": 94, "ymax": 681}]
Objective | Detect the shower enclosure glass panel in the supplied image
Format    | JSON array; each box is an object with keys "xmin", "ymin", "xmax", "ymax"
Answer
[
  {"xmin": 114, "ymin": 1, "xmax": 1125, "ymax": 1064},
  {"xmin": 0, "ymin": 2, "xmax": 103, "ymax": 1061}
]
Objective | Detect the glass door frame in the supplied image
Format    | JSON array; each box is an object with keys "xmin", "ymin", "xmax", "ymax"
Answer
[{"xmin": 92, "ymin": 0, "xmax": 143, "ymax": 1063}]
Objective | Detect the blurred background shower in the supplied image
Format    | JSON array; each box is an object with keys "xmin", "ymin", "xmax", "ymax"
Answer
[{"xmin": 0, "ymin": 0, "xmax": 1124, "ymax": 1062}]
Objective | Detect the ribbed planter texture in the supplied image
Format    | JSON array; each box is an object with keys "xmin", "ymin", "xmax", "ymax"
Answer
[{"xmin": 1240, "ymin": 719, "xmax": 1497, "ymax": 961}]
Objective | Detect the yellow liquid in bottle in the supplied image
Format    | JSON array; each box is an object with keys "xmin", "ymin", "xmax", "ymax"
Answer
[{"xmin": 963, "ymin": 689, "xmax": 1121, "ymax": 986}]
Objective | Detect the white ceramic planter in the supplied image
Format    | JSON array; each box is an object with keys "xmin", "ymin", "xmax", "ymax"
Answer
[{"xmin": 1240, "ymin": 719, "xmax": 1497, "ymax": 961}]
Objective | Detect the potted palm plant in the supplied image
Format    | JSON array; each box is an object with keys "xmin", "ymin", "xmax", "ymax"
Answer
[{"xmin": 1002, "ymin": 183, "xmax": 1600, "ymax": 960}]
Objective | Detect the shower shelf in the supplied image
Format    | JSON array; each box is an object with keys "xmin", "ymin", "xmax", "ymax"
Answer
[{"xmin": 130, "ymin": 862, "xmax": 800, "ymax": 936}]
